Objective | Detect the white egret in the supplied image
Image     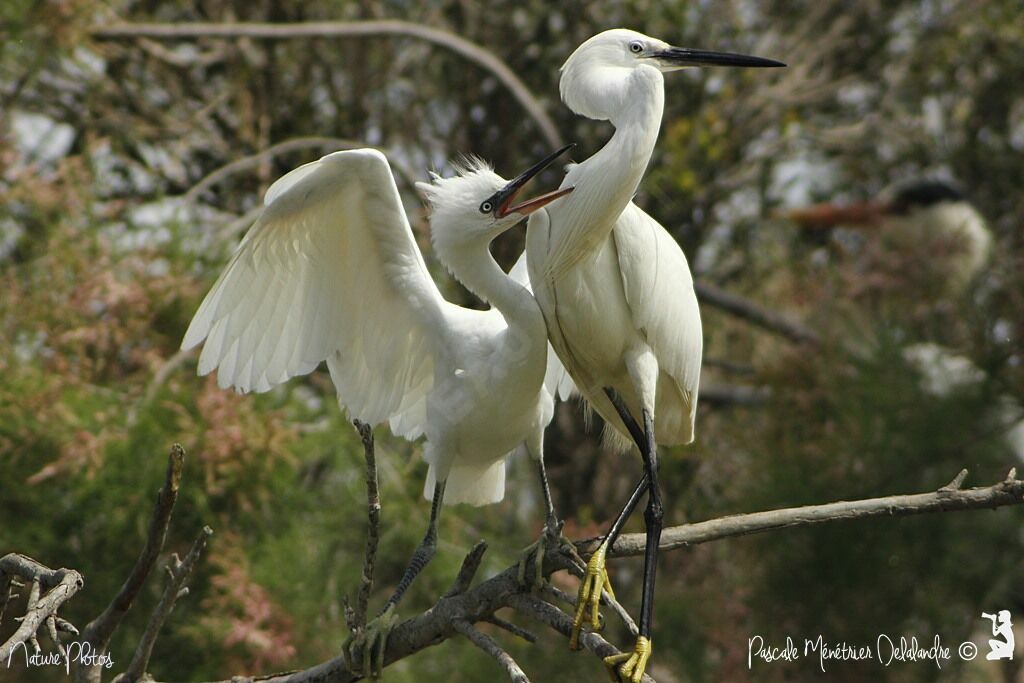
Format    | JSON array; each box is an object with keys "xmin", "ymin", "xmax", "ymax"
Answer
[
  {"xmin": 524, "ymin": 29, "xmax": 784, "ymax": 681},
  {"xmin": 181, "ymin": 145, "xmax": 575, "ymax": 675}
]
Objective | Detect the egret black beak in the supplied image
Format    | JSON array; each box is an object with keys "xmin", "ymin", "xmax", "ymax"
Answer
[
  {"xmin": 488, "ymin": 143, "xmax": 576, "ymax": 219},
  {"xmin": 652, "ymin": 47, "xmax": 785, "ymax": 69}
]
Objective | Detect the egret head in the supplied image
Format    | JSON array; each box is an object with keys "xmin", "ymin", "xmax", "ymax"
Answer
[
  {"xmin": 560, "ymin": 28, "xmax": 784, "ymax": 121},
  {"xmin": 418, "ymin": 144, "xmax": 575, "ymax": 249}
]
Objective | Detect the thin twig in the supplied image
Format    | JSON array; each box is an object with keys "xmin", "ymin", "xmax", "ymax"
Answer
[
  {"xmin": 694, "ymin": 280, "xmax": 820, "ymax": 346},
  {"xmin": 89, "ymin": 21, "xmax": 562, "ymax": 149},
  {"xmin": 113, "ymin": 526, "xmax": 213, "ymax": 683},
  {"xmin": 181, "ymin": 136, "xmax": 364, "ymax": 203},
  {"xmin": 453, "ymin": 619, "xmax": 530, "ymax": 683},
  {"xmin": 77, "ymin": 445, "xmax": 185, "ymax": 682}
]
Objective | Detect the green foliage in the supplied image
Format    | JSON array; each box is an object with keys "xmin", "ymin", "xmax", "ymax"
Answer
[{"xmin": 2, "ymin": 1, "xmax": 1023, "ymax": 681}]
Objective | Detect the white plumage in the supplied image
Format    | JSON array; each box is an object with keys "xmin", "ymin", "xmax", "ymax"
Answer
[{"xmin": 183, "ymin": 147, "xmax": 573, "ymax": 506}]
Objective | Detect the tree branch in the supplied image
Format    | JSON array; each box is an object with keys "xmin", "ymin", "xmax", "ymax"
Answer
[
  {"xmin": 694, "ymin": 280, "xmax": 820, "ymax": 346},
  {"xmin": 453, "ymin": 620, "xmax": 530, "ymax": 683},
  {"xmin": 583, "ymin": 468, "xmax": 1024, "ymax": 558},
  {"xmin": 76, "ymin": 445, "xmax": 185, "ymax": 682},
  {"xmin": 0, "ymin": 556, "xmax": 84, "ymax": 663},
  {"xmin": 148, "ymin": 468, "xmax": 1022, "ymax": 683},
  {"xmin": 89, "ymin": 21, "xmax": 562, "ymax": 150},
  {"xmin": 350, "ymin": 420, "xmax": 380, "ymax": 633},
  {"xmin": 113, "ymin": 526, "xmax": 213, "ymax": 683}
]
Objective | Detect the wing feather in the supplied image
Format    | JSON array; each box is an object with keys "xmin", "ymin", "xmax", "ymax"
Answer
[
  {"xmin": 183, "ymin": 148, "xmax": 450, "ymax": 429},
  {"xmin": 613, "ymin": 203, "xmax": 702, "ymax": 428}
]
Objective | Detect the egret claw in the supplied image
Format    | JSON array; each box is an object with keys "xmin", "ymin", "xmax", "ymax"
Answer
[
  {"xmin": 517, "ymin": 520, "xmax": 578, "ymax": 591},
  {"xmin": 343, "ymin": 604, "xmax": 399, "ymax": 678},
  {"xmin": 604, "ymin": 636, "xmax": 652, "ymax": 683},
  {"xmin": 569, "ymin": 540, "xmax": 615, "ymax": 650}
]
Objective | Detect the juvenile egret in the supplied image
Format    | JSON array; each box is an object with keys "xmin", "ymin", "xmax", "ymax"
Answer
[
  {"xmin": 181, "ymin": 145, "xmax": 575, "ymax": 675},
  {"xmin": 524, "ymin": 29, "xmax": 784, "ymax": 681},
  {"xmin": 786, "ymin": 180, "xmax": 992, "ymax": 294}
]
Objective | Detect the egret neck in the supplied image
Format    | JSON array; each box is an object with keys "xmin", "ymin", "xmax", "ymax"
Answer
[{"xmin": 541, "ymin": 66, "xmax": 665, "ymax": 280}]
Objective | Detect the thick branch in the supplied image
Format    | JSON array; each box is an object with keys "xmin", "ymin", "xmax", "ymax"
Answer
[
  {"xmin": 129, "ymin": 470, "xmax": 1024, "ymax": 683},
  {"xmin": 89, "ymin": 21, "xmax": 562, "ymax": 150},
  {"xmin": 694, "ymin": 280, "xmax": 820, "ymax": 346},
  {"xmin": 586, "ymin": 469, "xmax": 1024, "ymax": 557}
]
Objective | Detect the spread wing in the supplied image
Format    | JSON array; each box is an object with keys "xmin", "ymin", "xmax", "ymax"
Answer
[
  {"xmin": 182, "ymin": 148, "xmax": 452, "ymax": 429},
  {"xmin": 613, "ymin": 202, "xmax": 702, "ymax": 423}
]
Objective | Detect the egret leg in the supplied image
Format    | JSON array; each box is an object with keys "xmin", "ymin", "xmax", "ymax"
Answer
[
  {"xmin": 603, "ymin": 406, "xmax": 662, "ymax": 683},
  {"xmin": 570, "ymin": 389, "xmax": 650, "ymax": 650},
  {"xmin": 518, "ymin": 458, "xmax": 581, "ymax": 589},
  {"xmin": 345, "ymin": 480, "xmax": 446, "ymax": 678}
]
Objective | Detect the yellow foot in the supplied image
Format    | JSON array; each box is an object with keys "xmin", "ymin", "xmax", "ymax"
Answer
[
  {"xmin": 342, "ymin": 604, "xmax": 399, "ymax": 679},
  {"xmin": 569, "ymin": 540, "xmax": 615, "ymax": 650},
  {"xmin": 604, "ymin": 636, "xmax": 652, "ymax": 683}
]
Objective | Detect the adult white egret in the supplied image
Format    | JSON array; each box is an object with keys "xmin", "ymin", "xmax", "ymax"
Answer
[
  {"xmin": 524, "ymin": 29, "xmax": 784, "ymax": 681},
  {"xmin": 181, "ymin": 145, "xmax": 575, "ymax": 675}
]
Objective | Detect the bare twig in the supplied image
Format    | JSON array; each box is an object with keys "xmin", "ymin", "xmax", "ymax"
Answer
[
  {"xmin": 443, "ymin": 541, "xmax": 489, "ymax": 598},
  {"xmin": 181, "ymin": 136, "xmax": 364, "ymax": 204},
  {"xmin": 77, "ymin": 445, "xmax": 185, "ymax": 682},
  {"xmin": 483, "ymin": 615, "xmax": 537, "ymax": 644},
  {"xmin": 694, "ymin": 280, "xmax": 820, "ymax": 346},
  {"xmin": 113, "ymin": 526, "xmax": 213, "ymax": 683},
  {"xmin": 351, "ymin": 420, "xmax": 380, "ymax": 632},
  {"xmin": 89, "ymin": 21, "xmax": 562, "ymax": 150},
  {"xmin": 453, "ymin": 619, "xmax": 530, "ymax": 683},
  {"xmin": 0, "ymin": 556, "xmax": 84, "ymax": 663}
]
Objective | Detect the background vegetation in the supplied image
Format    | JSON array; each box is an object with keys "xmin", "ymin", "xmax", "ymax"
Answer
[{"xmin": 2, "ymin": 1, "xmax": 1022, "ymax": 681}]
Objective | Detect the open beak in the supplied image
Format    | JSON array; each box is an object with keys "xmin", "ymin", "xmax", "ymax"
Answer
[
  {"xmin": 652, "ymin": 47, "xmax": 785, "ymax": 69},
  {"xmin": 490, "ymin": 144, "xmax": 576, "ymax": 219}
]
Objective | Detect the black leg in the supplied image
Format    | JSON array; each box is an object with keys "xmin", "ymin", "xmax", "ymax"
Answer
[
  {"xmin": 601, "ymin": 388, "xmax": 649, "ymax": 550},
  {"xmin": 384, "ymin": 479, "xmax": 446, "ymax": 610},
  {"xmin": 637, "ymin": 408, "xmax": 662, "ymax": 639}
]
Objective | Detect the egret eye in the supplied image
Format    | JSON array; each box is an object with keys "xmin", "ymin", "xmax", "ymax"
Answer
[
  {"xmin": 629, "ymin": 41, "xmax": 644, "ymax": 54},
  {"xmin": 479, "ymin": 200, "xmax": 493, "ymax": 214}
]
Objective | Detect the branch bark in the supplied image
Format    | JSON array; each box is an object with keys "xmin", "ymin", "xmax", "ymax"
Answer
[
  {"xmin": 89, "ymin": 21, "xmax": 562, "ymax": 150},
  {"xmin": 75, "ymin": 445, "xmax": 185, "ymax": 683},
  {"xmin": 113, "ymin": 526, "xmax": 213, "ymax": 683},
  {"xmin": 694, "ymin": 280, "xmax": 820, "ymax": 346},
  {"xmin": 141, "ymin": 468, "xmax": 1022, "ymax": 683},
  {"xmin": 0, "ymin": 556, "xmax": 84, "ymax": 664}
]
